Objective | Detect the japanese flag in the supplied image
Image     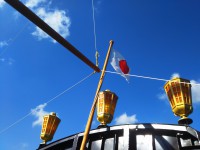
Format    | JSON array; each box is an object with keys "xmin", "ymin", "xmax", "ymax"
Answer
[{"xmin": 110, "ymin": 49, "xmax": 130, "ymax": 81}]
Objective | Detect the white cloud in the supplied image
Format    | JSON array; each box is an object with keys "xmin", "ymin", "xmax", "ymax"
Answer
[
  {"xmin": 32, "ymin": 7, "xmax": 71, "ymax": 42},
  {"xmin": 25, "ymin": 0, "xmax": 47, "ymax": 9},
  {"xmin": 191, "ymin": 80, "xmax": 200, "ymax": 103},
  {"xmin": 0, "ymin": 41, "xmax": 8, "ymax": 48},
  {"xmin": 0, "ymin": 57, "xmax": 15, "ymax": 65},
  {"xmin": 0, "ymin": 0, "xmax": 5, "ymax": 8},
  {"xmin": 31, "ymin": 103, "xmax": 49, "ymax": 127},
  {"xmin": 0, "ymin": 58, "xmax": 5, "ymax": 62},
  {"xmin": 157, "ymin": 93, "xmax": 167, "ymax": 100},
  {"xmin": 13, "ymin": 143, "xmax": 29, "ymax": 150},
  {"xmin": 2, "ymin": 0, "xmax": 71, "ymax": 43},
  {"xmin": 13, "ymin": 11, "xmax": 21, "ymax": 20},
  {"xmin": 171, "ymin": 73, "xmax": 180, "ymax": 79},
  {"xmin": 19, "ymin": 143, "xmax": 29, "ymax": 150},
  {"xmin": 115, "ymin": 113, "xmax": 138, "ymax": 125},
  {"xmin": 7, "ymin": 58, "xmax": 15, "ymax": 65}
]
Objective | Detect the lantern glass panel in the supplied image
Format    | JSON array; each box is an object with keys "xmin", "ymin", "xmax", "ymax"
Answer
[
  {"xmin": 40, "ymin": 113, "xmax": 61, "ymax": 144},
  {"xmin": 97, "ymin": 90, "xmax": 118, "ymax": 125},
  {"xmin": 164, "ymin": 77, "xmax": 193, "ymax": 124}
]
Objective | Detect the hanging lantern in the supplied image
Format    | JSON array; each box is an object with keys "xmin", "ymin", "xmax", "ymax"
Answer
[
  {"xmin": 97, "ymin": 90, "xmax": 118, "ymax": 126},
  {"xmin": 40, "ymin": 112, "xmax": 61, "ymax": 144},
  {"xmin": 164, "ymin": 77, "xmax": 193, "ymax": 125}
]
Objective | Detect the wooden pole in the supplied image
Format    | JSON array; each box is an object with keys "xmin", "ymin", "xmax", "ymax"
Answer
[{"xmin": 80, "ymin": 40, "xmax": 114, "ymax": 150}]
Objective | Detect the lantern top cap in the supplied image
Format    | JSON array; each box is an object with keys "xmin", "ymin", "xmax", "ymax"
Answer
[
  {"xmin": 164, "ymin": 77, "xmax": 191, "ymax": 86},
  {"xmin": 99, "ymin": 90, "xmax": 118, "ymax": 97},
  {"xmin": 50, "ymin": 112, "xmax": 56, "ymax": 116},
  {"xmin": 171, "ymin": 77, "xmax": 190, "ymax": 82},
  {"xmin": 102, "ymin": 89, "xmax": 116, "ymax": 95}
]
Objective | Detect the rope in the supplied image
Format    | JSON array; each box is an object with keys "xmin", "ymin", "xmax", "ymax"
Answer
[
  {"xmin": 0, "ymin": 22, "xmax": 29, "ymax": 57},
  {"xmin": 92, "ymin": 0, "xmax": 99, "ymax": 67},
  {"xmin": 0, "ymin": 72, "xmax": 95, "ymax": 135},
  {"xmin": 105, "ymin": 70, "xmax": 200, "ymax": 86},
  {"xmin": 0, "ymin": 112, "xmax": 32, "ymax": 135},
  {"xmin": 45, "ymin": 72, "xmax": 95, "ymax": 104}
]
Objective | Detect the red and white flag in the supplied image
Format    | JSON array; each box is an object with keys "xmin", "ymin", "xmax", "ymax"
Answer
[{"xmin": 110, "ymin": 49, "xmax": 130, "ymax": 82}]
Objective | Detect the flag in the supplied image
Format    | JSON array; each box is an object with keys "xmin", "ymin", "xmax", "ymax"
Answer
[{"xmin": 110, "ymin": 49, "xmax": 130, "ymax": 81}]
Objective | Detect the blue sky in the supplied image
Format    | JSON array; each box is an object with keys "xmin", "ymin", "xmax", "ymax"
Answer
[{"xmin": 0, "ymin": 0, "xmax": 200, "ymax": 149}]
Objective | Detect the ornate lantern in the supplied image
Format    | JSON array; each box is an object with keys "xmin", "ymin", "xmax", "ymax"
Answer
[
  {"xmin": 40, "ymin": 112, "xmax": 61, "ymax": 144},
  {"xmin": 164, "ymin": 77, "xmax": 193, "ymax": 125},
  {"xmin": 97, "ymin": 90, "xmax": 118, "ymax": 126}
]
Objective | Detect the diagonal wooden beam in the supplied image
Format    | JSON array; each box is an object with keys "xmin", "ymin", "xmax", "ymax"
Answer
[{"xmin": 5, "ymin": 0, "xmax": 100, "ymax": 73}]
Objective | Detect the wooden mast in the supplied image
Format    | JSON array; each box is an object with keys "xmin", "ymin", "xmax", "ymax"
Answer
[{"xmin": 80, "ymin": 40, "xmax": 114, "ymax": 150}]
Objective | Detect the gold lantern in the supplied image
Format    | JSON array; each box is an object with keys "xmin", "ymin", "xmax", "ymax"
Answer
[
  {"xmin": 97, "ymin": 90, "xmax": 118, "ymax": 126},
  {"xmin": 164, "ymin": 77, "xmax": 193, "ymax": 125},
  {"xmin": 40, "ymin": 112, "xmax": 61, "ymax": 144}
]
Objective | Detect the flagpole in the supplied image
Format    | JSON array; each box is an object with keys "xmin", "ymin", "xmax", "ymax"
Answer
[{"xmin": 80, "ymin": 40, "xmax": 114, "ymax": 150}]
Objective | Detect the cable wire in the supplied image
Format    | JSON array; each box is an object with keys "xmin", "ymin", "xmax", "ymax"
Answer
[
  {"xmin": 92, "ymin": 0, "xmax": 97, "ymax": 52},
  {"xmin": 0, "ymin": 112, "xmax": 32, "ymax": 135},
  {"xmin": 45, "ymin": 72, "xmax": 95, "ymax": 105},
  {"xmin": 105, "ymin": 70, "xmax": 200, "ymax": 86},
  {"xmin": 92, "ymin": 0, "xmax": 99, "ymax": 67},
  {"xmin": 0, "ymin": 72, "xmax": 95, "ymax": 135},
  {"xmin": 0, "ymin": 22, "xmax": 29, "ymax": 57}
]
